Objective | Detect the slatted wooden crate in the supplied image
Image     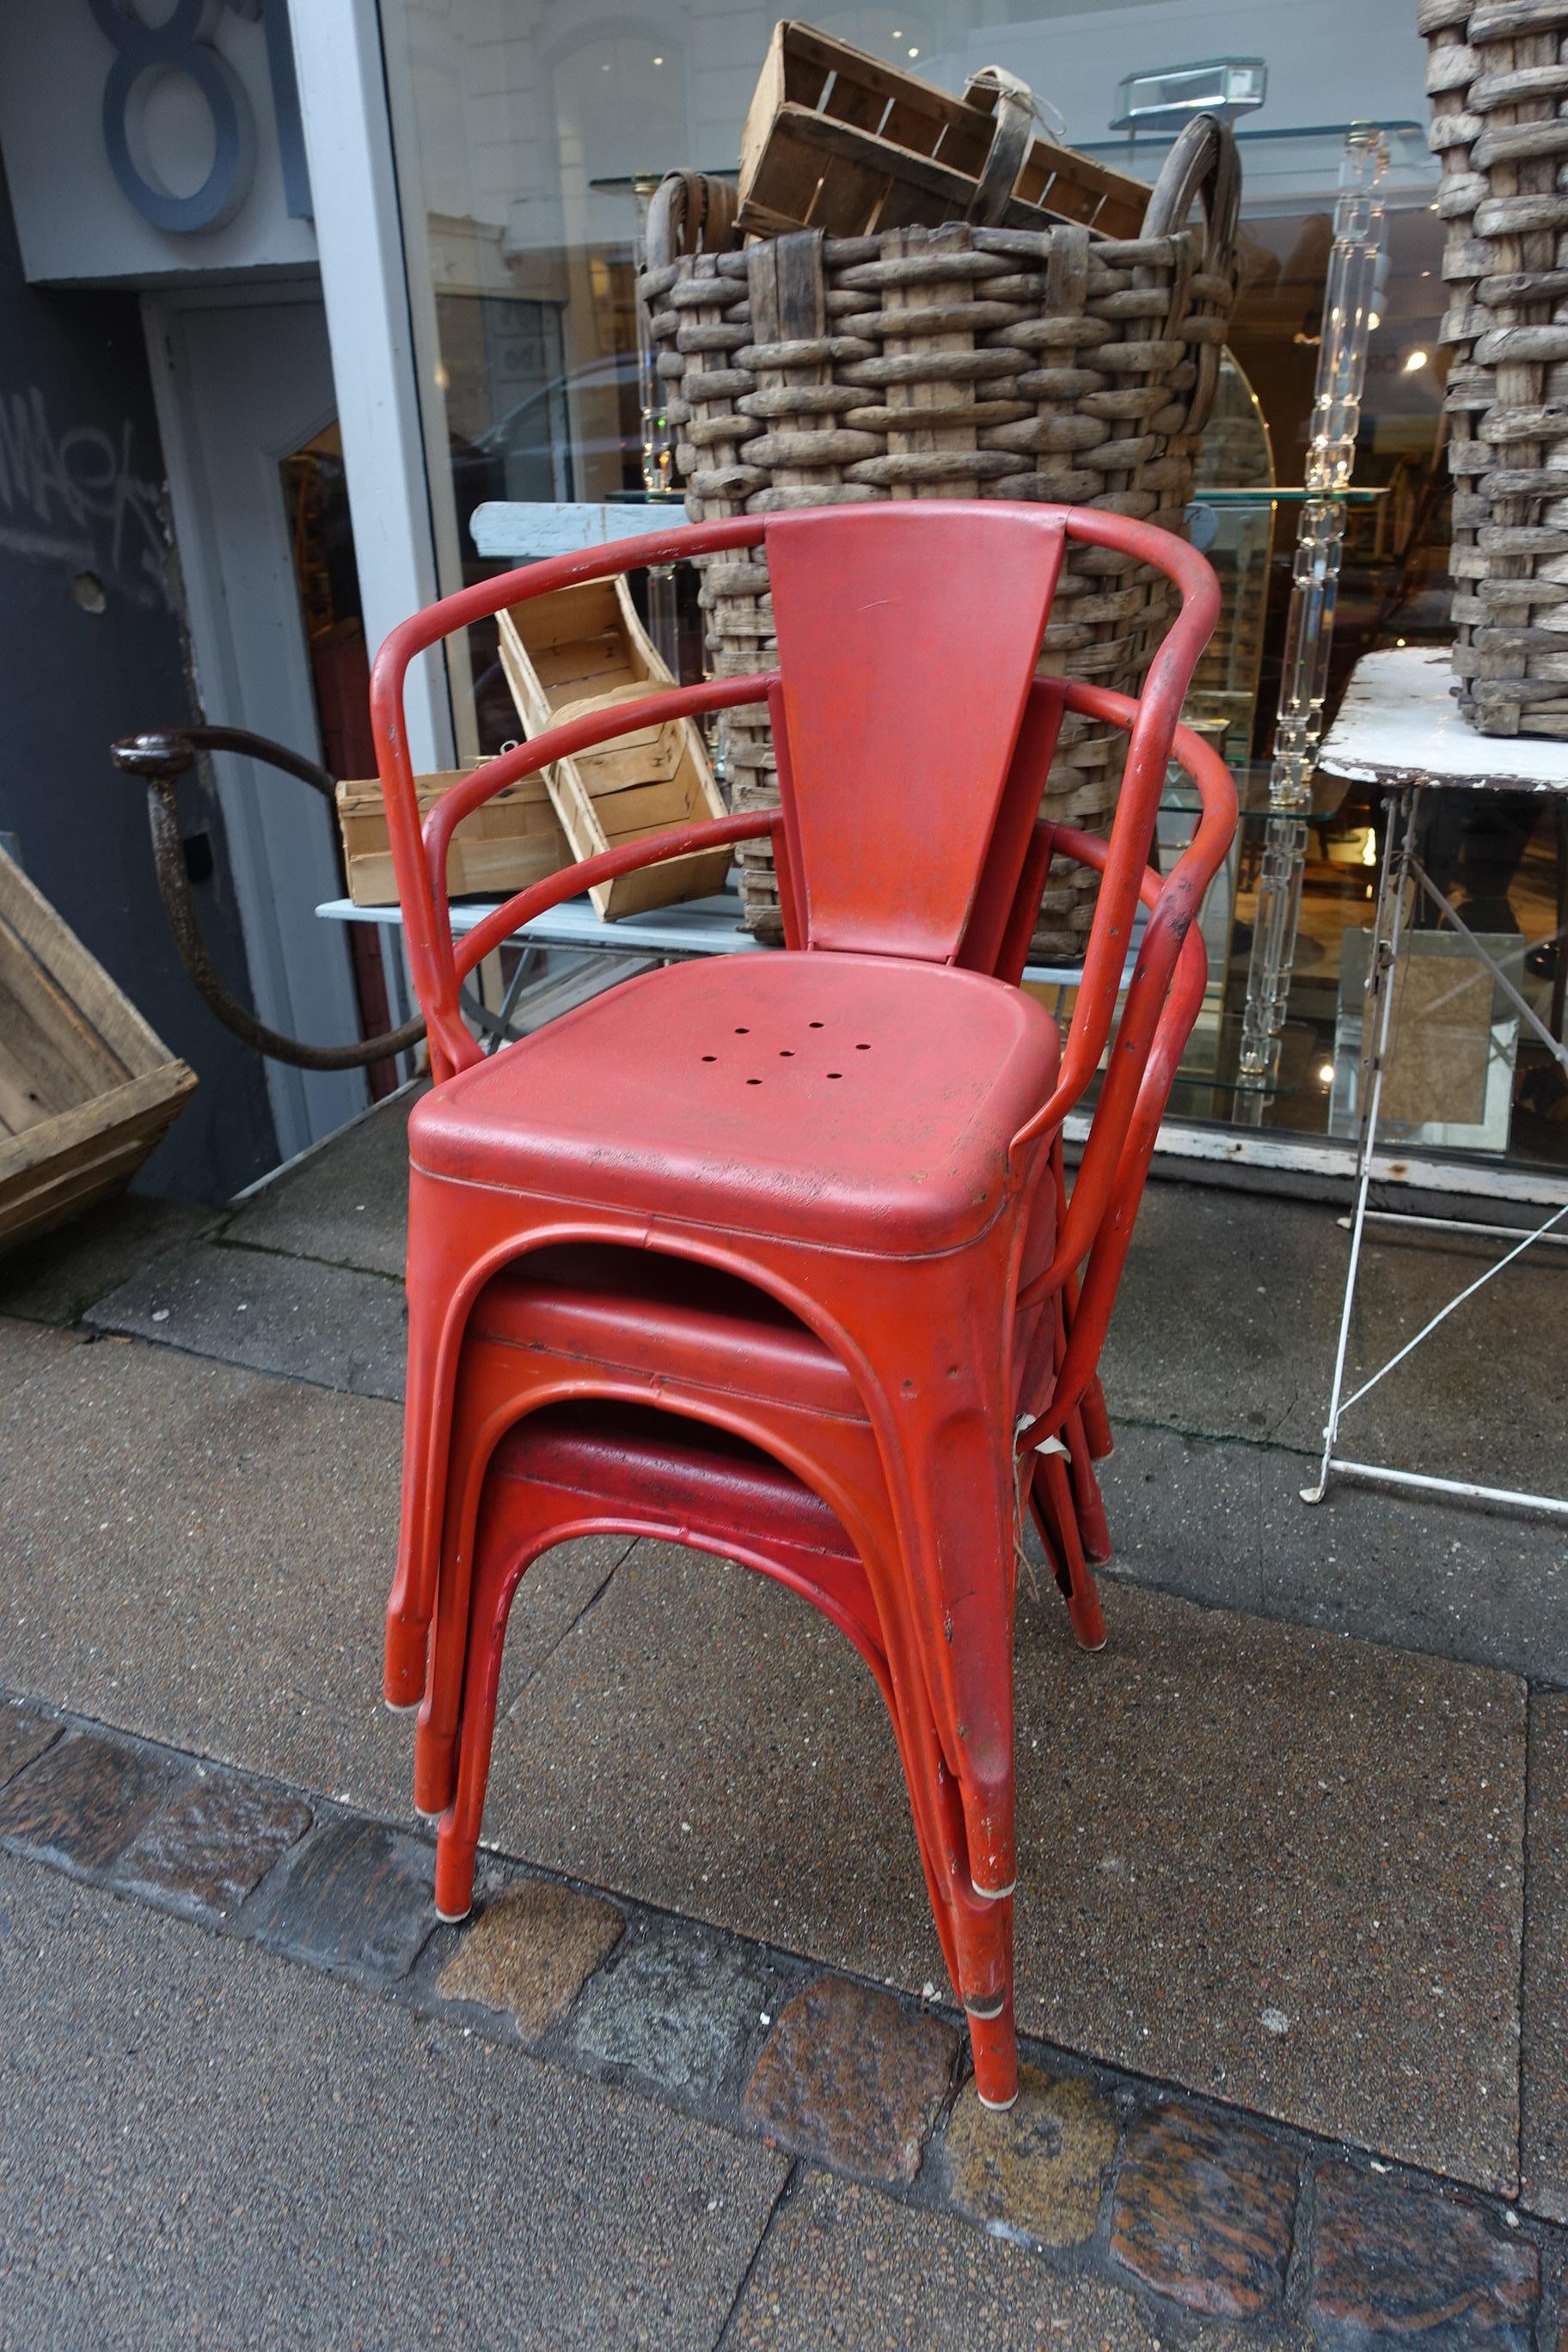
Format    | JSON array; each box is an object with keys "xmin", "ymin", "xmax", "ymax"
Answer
[
  {"xmin": 0, "ymin": 850, "xmax": 196, "ymax": 1253},
  {"xmin": 497, "ymin": 574, "xmax": 732, "ymax": 919},
  {"xmin": 336, "ymin": 769, "xmax": 570, "ymax": 908},
  {"xmin": 737, "ymin": 21, "xmax": 1148, "ymax": 242}
]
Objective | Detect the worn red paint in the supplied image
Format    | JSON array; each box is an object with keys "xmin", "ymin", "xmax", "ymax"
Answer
[{"xmin": 369, "ymin": 502, "xmax": 1235, "ymax": 2110}]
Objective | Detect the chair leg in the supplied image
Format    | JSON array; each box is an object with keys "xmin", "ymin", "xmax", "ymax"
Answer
[
  {"xmin": 1030, "ymin": 1452, "xmax": 1106, "ymax": 1652},
  {"xmin": 432, "ymin": 1522, "xmax": 529, "ymax": 1920}
]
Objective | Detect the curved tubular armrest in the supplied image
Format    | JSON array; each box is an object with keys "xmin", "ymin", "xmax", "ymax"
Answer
[
  {"xmin": 368, "ymin": 515, "xmax": 768, "ymax": 1079},
  {"xmin": 1012, "ymin": 708, "xmax": 1236, "ymax": 1293},
  {"xmin": 450, "ymin": 806, "xmax": 778, "ymax": 993},
  {"xmin": 1016, "ymin": 913, "xmax": 1208, "ymax": 1447}
]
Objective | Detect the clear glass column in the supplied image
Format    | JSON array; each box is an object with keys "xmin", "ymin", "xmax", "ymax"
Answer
[{"xmin": 1235, "ymin": 128, "xmax": 1388, "ymax": 1118}]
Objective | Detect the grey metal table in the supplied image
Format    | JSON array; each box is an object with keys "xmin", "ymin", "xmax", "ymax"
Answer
[{"xmin": 1302, "ymin": 644, "xmax": 1568, "ymax": 1521}]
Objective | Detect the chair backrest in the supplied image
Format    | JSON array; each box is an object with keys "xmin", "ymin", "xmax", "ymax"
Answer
[
  {"xmin": 765, "ymin": 503, "xmax": 1066, "ymax": 962},
  {"xmin": 369, "ymin": 501, "xmax": 1219, "ymax": 1079}
]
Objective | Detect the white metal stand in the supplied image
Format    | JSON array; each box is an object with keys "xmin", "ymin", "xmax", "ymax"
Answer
[{"xmin": 1302, "ymin": 646, "xmax": 1568, "ymax": 1520}]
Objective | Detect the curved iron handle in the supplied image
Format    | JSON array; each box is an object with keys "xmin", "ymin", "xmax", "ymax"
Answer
[{"xmin": 111, "ymin": 724, "xmax": 426, "ymax": 1073}]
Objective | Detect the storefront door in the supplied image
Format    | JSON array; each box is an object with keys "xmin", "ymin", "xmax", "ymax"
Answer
[{"xmin": 143, "ymin": 293, "xmax": 368, "ymax": 1161}]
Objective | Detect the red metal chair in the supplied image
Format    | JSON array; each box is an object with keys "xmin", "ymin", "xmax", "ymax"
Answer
[{"xmin": 369, "ymin": 502, "xmax": 1234, "ymax": 2109}]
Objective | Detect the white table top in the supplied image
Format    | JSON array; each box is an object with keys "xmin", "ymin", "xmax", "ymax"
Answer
[
  {"xmin": 316, "ymin": 883, "xmax": 1133, "ymax": 989},
  {"xmin": 1318, "ymin": 646, "xmax": 1568, "ymax": 793}
]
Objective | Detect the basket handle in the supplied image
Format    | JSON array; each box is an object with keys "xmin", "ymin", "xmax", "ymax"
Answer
[
  {"xmin": 1140, "ymin": 113, "xmax": 1241, "ymax": 265},
  {"xmin": 965, "ymin": 66, "xmax": 1038, "ymax": 227},
  {"xmin": 645, "ymin": 171, "xmax": 739, "ymax": 272}
]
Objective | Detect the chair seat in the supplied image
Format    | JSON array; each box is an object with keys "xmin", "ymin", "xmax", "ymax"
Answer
[{"xmin": 410, "ymin": 952, "xmax": 1059, "ymax": 1255}]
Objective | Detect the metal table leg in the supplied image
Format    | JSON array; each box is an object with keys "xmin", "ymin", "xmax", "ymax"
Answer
[
  {"xmin": 1302, "ymin": 779, "xmax": 1568, "ymax": 1520},
  {"xmin": 1302, "ymin": 783, "xmax": 1419, "ymax": 1505}
]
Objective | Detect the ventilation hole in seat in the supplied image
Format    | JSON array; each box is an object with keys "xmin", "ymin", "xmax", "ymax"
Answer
[
  {"xmin": 734, "ymin": 1026, "xmax": 750, "ymax": 1034},
  {"xmin": 746, "ymin": 1077, "xmax": 763, "ymax": 1086},
  {"xmin": 855, "ymin": 1043, "xmax": 870, "ymax": 1051},
  {"xmin": 701, "ymin": 1055, "xmax": 717, "ymax": 1063},
  {"xmin": 808, "ymin": 1020, "xmax": 824, "ymax": 1029},
  {"xmin": 826, "ymin": 1071, "xmax": 842, "ymax": 1081},
  {"xmin": 779, "ymin": 1049, "xmax": 793, "ymax": 1058}
]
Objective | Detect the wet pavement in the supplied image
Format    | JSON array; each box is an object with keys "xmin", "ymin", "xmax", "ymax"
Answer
[{"xmin": 0, "ymin": 1088, "xmax": 1564, "ymax": 2346}]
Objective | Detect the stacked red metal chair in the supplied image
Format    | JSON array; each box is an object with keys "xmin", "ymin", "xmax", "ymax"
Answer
[{"xmin": 371, "ymin": 502, "xmax": 1235, "ymax": 2111}]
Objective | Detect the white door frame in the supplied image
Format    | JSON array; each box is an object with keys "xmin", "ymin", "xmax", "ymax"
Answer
[{"xmin": 142, "ymin": 282, "xmax": 368, "ymax": 1158}]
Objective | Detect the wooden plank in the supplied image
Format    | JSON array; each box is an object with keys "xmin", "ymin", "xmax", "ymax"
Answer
[
  {"xmin": 0, "ymin": 851, "xmax": 168, "ymax": 1080},
  {"xmin": 0, "ymin": 1063, "xmax": 196, "ymax": 1253}
]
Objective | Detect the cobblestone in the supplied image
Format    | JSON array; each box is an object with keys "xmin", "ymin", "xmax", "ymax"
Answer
[
  {"xmin": 743, "ymin": 1975, "xmax": 959, "ymax": 2184},
  {"xmin": 1310, "ymin": 2163, "xmax": 1539, "ymax": 2351},
  {"xmin": 0, "ymin": 1730, "xmax": 187, "ymax": 1871},
  {"xmin": 941, "ymin": 2062, "xmax": 1116, "ymax": 2248},
  {"xmin": 1110, "ymin": 2099, "xmax": 1296, "ymax": 2319},
  {"xmin": 437, "ymin": 1877, "xmax": 624, "ymax": 2038},
  {"xmin": 246, "ymin": 1817, "xmax": 436, "ymax": 1985},
  {"xmin": 117, "ymin": 1772, "xmax": 314, "ymax": 1918}
]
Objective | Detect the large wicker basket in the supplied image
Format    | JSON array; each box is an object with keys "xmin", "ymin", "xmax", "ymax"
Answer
[
  {"xmin": 1424, "ymin": 0, "xmax": 1568, "ymax": 736},
  {"xmin": 640, "ymin": 115, "xmax": 1240, "ymax": 950}
]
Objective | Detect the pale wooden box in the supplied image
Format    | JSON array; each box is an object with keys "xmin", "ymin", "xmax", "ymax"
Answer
[
  {"xmin": 0, "ymin": 851, "xmax": 195, "ymax": 1252},
  {"xmin": 496, "ymin": 574, "xmax": 731, "ymax": 921},
  {"xmin": 335, "ymin": 770, "xmax": 572, "ymax": 910}
]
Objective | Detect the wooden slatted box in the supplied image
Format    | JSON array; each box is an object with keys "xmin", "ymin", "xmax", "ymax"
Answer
[
  {"xmin": 737, "ymin": 21, "xmax": 1148, "ymax": 242},
  {"xmin": 0, "ymin": 850, "xmax": 195, "ymax": 1253},
  {"xmin": 496, "ymin": 574, "xmax": 731, "ymax": 919},
  {"xmin": 335, "ymin": 769, "xmax": 570, "ymax": 909}
]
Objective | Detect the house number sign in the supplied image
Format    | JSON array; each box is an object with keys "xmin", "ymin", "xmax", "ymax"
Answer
[{"xmin": 88, "ymin": 0, "xmax": 310, "ymax": 235}]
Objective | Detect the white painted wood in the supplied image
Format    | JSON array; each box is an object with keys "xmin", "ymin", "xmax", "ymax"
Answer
[
  {"xmin": 285, "ymin": 0, "xmax": 451, "ymax": 779},
  {"xmin": 472, "ymin": 502, "xmax": 692, "ymax": 560},
  {"xmin": 1320, "ymin": 645, "xmax": 1568, "ymax": 793},
  {"xmin": 143, "ymin": 295, "xmax": 367, "ymax": 1156}
]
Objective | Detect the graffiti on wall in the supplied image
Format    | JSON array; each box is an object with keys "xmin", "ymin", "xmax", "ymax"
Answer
[{"xmin": 0, "ymin": 385, "xmax": 169, "ymax": 606}]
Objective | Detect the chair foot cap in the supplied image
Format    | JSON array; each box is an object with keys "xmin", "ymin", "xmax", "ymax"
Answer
[
  {"xmin": 971, "ymin": 1877, "xmax": 1015, "ymax": 1902},
  {"xmin": 964, "ymin": 1994, "xmax": 1007, "ymax": 2021},
  {"xmin": 383, "ymin": 1698, "xmax": 420, "ymax": 1715},
  {"xmin": 977, "ymin": 2086, "xmax": 1020, "ymax": 2111},
  {"xmin": 413, "ymin": 1805, "xmax": 444, "ymax": 1824},
  {"xmin": 433, "ymin": 1903, "xmax": 471, "ymax": 1925}
]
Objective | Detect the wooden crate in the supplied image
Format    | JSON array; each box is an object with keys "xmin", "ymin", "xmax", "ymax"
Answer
[
  {"xmin": 0, "ymin": 851, "xmax": 196, "ymax": 1253},
  {"xmin": 737, "ymin": 21, "xmax": 1148, "ymax": 242},
  {"xmin": 497, "ymin": 574, "xmax": 731, "ymax": 920},
  {"xmin": 335, "ymin": 769, "xmax": 570, "ymax": 909}
]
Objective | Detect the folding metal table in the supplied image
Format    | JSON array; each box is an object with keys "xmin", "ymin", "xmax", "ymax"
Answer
[{"xmin": 1302, "ymin": 643, "xmax": 1568, "ymax": 1519}]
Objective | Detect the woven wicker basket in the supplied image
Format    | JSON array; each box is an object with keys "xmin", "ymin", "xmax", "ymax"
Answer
[
  {"xmin": 1424, "ymin": 0, "xmax": 1568, "ymax": 736},
  {"xmin": 640, "ymin": 115, "xmax": 1240, "ymax": 950}
]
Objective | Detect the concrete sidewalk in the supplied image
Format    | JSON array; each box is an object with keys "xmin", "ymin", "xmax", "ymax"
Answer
[{"xmin": 0, "ymin": 1091, "xmax": 1564, "ymax": 2347}]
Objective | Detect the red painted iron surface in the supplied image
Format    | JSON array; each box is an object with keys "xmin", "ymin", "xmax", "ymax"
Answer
[{"xmin": 369, "ymin": 502, "xmax": 1234, "ymax": 2108}]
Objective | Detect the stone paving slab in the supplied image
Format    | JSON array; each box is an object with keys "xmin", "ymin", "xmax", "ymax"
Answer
[
  {"xmin": 1, "ymin": 1690, "xmax": 1559, "ymax": 2347},
  {"xmin": 724, "ymin": 2167, "xmax": 1259, "ymax": 2350},
  {"xmin": 88, "ymin": 1238, "xmax": 408, "ymax": 1400},
  {"xmin": 0, "ymin": 1194, "xmax": 216, "ymax": 1326},
  {"xmin": 0, "ymin": 1696, "xmax": 59, "ymax": 1788},
  {"xmin": 1524, "ymin": 1692, "xmax": 1568, "ymax": 2223},
  {"xmin": 1102, "ymin": 1179, "xmax": 1568, "ymax": 1486},
  {"xmin": 0, "ymin": 1338, "xmax": 622, "ymax": 1815},
  {"xmin": 221, "ymin": 1084, "xmax": 420, "ymax": 1280},
  {"xmin": 484, "ymin": 1540, "xmax": 1526, "ymax": 2194},
  {"xmin": 0, "ymin": 1849, "xmax": 789, "ymax": 2352},
  {"xmin": 0, "ymin": 1314, "xmax": 83, "ymax": 1392},
  {"xmin": 1096, "ymin": 1422, "xmax": 1568, "ymax": 1685}
]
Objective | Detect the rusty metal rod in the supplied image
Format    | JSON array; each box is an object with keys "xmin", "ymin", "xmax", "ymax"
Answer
[{"xmin": 112, "ymin": 726, "xmax": 426, "ymax": 1072}]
